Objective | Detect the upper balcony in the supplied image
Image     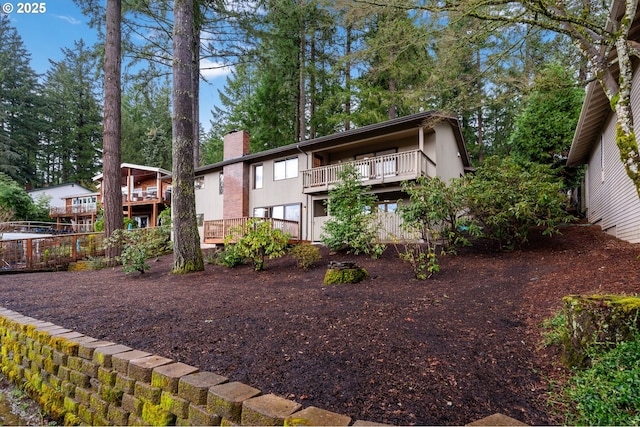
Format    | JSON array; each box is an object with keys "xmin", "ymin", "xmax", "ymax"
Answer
[
  {"xmin": 50, "ymin": 204, "xmax": 98, "ymax": 217},
  {"xmin": 302, "ymin": 149, "xmax": 435, "ymax": 193},
  {"xmin": 122, "ymin": 188, "xmax": 170, "ymax": 204}
]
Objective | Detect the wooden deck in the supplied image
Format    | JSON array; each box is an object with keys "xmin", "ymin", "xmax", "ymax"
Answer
[
  {"xmin": 203, "ymin": 217, "xmax": 300, "ymax": 244},
  {"xmin": 0, "ymin": 232, "xmax": 105, "ymax": 272}
]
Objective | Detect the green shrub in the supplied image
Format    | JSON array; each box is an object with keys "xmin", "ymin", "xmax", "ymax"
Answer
[
  {"xmin": 291, "ymin": 243, "xmax": 322, "ymax": 270},
  {"xmin": 216, "ymin": 244, "xmax": 244, "ymax": 268},
  {"xmin": 462, "ymin": 156, "xmax": 575, "ymax": 250},
  {"xmin": 224, "ymin": 219, "xmax": 290, "ymax": 271},
  {"xmin": 563, "ymin": 335, "xmax": 640, "ymax": 426},
  {"xmin": 393, "ymin": 242, "xmax": 439, "ymax": 280},
  {"xmin": 104, "ymin": 227, "xmax": 171, "ymax": 274},
  {"xmin": 541, "ymin": 311, "xmax": 566, "ymax": 347},
  {"xmin": 321, "ymin": 164, "xmax": 386, "ymax": 257},
  {"xmin": 399, "ymin": 176, "xmax": 474, "ymax": 252}
]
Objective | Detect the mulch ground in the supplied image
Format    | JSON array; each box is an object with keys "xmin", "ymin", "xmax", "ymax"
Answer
[{"xmin": 1, "ymin": 223, "xmax": 640, "ymax": 426}]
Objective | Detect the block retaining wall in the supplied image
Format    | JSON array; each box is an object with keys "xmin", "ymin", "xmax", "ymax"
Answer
[{"xmin": 0, "ymin": 306, "xmax": 380, "ymax": 426}]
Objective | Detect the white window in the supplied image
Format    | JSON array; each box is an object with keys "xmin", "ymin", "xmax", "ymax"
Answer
[
  {"xmin": 274, "ymin": 157, "xmax": 298, "ymax": 180},
  {"xmin": 219, "ymin": 173, "xmax": 224, "ymax": 194},
  {"xmin": 254, "ymin": 165, "xmax": 263, "ymax": 189},
  {"xmin": 253, "ymin": 207, "xmax": 269, "ymax": 217}
]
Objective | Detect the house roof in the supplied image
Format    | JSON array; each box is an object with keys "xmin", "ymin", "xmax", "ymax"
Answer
[
  {"xmin": 195, "ymin": 111, "xmax": 471, "ymax": 175},
  {"xmin": 27, "ymin": 182, "xmax": 93, "ymax": 194},
  {"xmin": 92, "ymin": 163, "xmax": 171, "ymax": 182},
  {"xmin": 567, "ymin": 0, "xmax": 638, "ymax": 167}
]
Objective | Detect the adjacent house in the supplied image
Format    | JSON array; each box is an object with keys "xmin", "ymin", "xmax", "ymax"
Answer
[
  {"xmin": 50, "ymin": 163, "xmax": 172, "ymax": 231},
  {"xmin": 27, "ymin": 183, "xmax": 94, "ymax": 210},
  {"xmin": 195, "ymin": 111, "xmax": 471, "ymax": 244},
  {"xmin": 567, "ymin": 8, "xmax": 640, "ymax": 243}
]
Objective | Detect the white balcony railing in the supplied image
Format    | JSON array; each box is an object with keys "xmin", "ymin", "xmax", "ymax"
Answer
[{"xmin": 302, "ymin": 149, "xmax": 435, "ymax": 192}]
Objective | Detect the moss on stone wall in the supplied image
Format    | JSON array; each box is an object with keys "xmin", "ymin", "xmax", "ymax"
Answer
[{"xmin": 562, "ymin": 294, "xmax": 640, "ymax": 368}]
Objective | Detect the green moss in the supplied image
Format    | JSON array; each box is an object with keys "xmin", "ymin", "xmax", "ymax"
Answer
[
  {"xmin": 142, "ymin": 399, "xmax": 176, "ymax": 426},
  {"xmin": 323, "ymin": 267, "xmax": 368, "ymax": 285},
  {"xmin": 101, "ymin": 386, "xmax": 124, "ymax": 405},
  {"xmin": 63, "ymin": 412, "xmax": 82, "ymax": 426},
  {"xmin": 562, "ymin": 294, "xmax": 640, "ymax": 368},
  {"xmin": 172, "ymin": 257, "xmax": 205, "ymax": 274},
  {"xmin": 615, "ymin": 126, "xmax": 640, "ymax": 191}
]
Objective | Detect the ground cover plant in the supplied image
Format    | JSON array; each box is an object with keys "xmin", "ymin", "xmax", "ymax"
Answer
[{"xmin": 1, "ymin": 223, "xmax": 639, "ymax": 425}]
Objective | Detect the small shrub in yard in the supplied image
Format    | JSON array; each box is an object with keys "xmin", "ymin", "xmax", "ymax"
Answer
[
  {"xmin": 224, "ymin": 219, "xmax": 290, "ymax": 271},
  {"xmin": 105, "ymin": 227, "xmax": 171, "ymax": 274},
  {"xmin": 393, "ymin": 242, "xmax": 439, "ymax": 280},
  {"xmin": 216, "ymin": 244, "xmax": 244, "ymax": 268},
  {"xmin": 291, "ymin": 243, "xmax": 322, "ymax": 270},
  {"xmin": 321, "ymin": 164, "xmax": 386, "ymax": 258}
]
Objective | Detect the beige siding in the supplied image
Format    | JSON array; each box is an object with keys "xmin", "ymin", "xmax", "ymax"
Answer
[
  {"xmin": 586, "ymin": 76, "xmax": 640, "ymax": 242},
  {"xmin": 434, "ymin": 123, "xmax": 465, "ymax": 181},
  {"xmin": 249, "ymin": 154, "xmax": 306, "ymax": 209},
  {"xmin": 195, "ymin": 171, "xmax": 224, "ymax": 241}
]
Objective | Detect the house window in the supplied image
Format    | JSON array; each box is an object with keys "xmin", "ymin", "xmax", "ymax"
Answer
[
  {"xmin": 377, "ymin": 201, "xmax": 398, "ymax": 213},
  {"xmin": 253, "ymin": 204, "xmax": 301, "ymax": 222},
  {"xmin": 219, "ymin": 173, "xmax": 224, "ymax": 194},
  {"xmin": 196, "ymin": 214, "xmax": 204, "ymax": 226},
  {"xmin": 195, "ymin": 177, "xmax": 204, "ymax": 190},
  {"xmin": 254, "ymin": 165, "xmax": 263, "ymax": 189},
  {"xmin": 253, "ymin": 207, "xmax": 269, "ymax": 218},
  {"xmin": 274, "ymin": 157, "xmax": 298, "ymax": 180}
]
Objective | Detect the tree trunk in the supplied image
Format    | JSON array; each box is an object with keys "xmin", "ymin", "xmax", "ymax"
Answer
[
  {"xmin": 192, "ymin": 3, "xmax": 201, "ymax": 168},
  {"xmin": 103, "ymin": 0, "xmax": 123, "ymax": 263},
  {"xmin": 344, "ymin": 24, "xmax": 352, "ymax": 131},
  {"xmin": 298, "ymin": 2, "xmax": 306, "ymax": 143},
  {"xmin": 476, "ymin": 49, "xmax": 483, "ymax": 163},
  {"xmin": 172, "ymin": 0, "xmax": 204, "ymax": 273}
]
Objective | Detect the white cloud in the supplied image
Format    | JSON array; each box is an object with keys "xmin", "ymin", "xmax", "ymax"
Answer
[
  {"xmin": 55, "ymin": 15, "xmax": 82, "ymax": 25},
  {"xmin": 200, "ymin": 58, "xmax": 233, "ymax": 79}
]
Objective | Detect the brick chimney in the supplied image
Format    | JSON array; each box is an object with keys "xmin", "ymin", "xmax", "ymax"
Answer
[
  {"xmin": 223, "ymin": 130, "xmax": 250, "ymax": 160},
  {"xmin": 223, "ymin": 130, "xmax": 250, "ymax": 219}
]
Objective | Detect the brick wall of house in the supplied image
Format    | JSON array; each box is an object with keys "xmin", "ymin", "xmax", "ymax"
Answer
[
  {"xmin": 0, "ymin": 307, "xmax": 361, "ymax": 426},
  {"xmin": 223, "ymin": 131, "xmax": 250, "ymax": 219}
]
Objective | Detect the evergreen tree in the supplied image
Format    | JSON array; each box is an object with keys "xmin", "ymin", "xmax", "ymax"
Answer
[
  {"xmin": 0, "ymin": 15, "xmax": 44, "ymax": 187},
  {"xmin": 508, "ymin": 62, "xmax": 584, "ymax": 187},
  {"xmin": 122, "ymin": 80, "xmax": 173, "ymax": 169},
  {"xmin": 351, "ymin": 5, "xmax": 432, "ymax": 124},
  {"xmin": 41, "ymin": 40, "xmax": 102, "ymax": 186}
]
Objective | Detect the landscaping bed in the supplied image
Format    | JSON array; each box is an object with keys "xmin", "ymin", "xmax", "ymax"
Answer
[{"xmin": 1, "ymin": 223, "xmax": 639, "ymax": 425}]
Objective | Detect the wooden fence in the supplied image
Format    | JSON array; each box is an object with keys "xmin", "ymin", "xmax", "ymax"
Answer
[{"xmin": 0, "ymin": 232, "xmax": 105, "ymax": 272}]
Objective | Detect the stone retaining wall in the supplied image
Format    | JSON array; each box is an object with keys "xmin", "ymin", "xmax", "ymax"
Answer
[{"xmin": 0, "ymin": 306, "xmax": 376, "ymax": 426}]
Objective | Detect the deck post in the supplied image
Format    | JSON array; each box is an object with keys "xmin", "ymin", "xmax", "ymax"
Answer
[{"xmin": 25, "ymin": 238, "xmax": 33, "ymax": 269}]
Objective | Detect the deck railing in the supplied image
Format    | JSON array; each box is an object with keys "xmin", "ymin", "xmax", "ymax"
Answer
[
  {"xmin": 0, "ymin": 232, "xmax": 105, "ymax": 272},
  {"xmin": 0, "ymin": 221, "xmax": 77, "ymax": 234},
  {"xmin": 203, "ymin": 217, "xmax": 300, "ymax": 244},
  {"xmin": 302, "ymin": 149, "xmax": 435, "ymax": 191},
  {"xmin": 49, "ymin": 204, "xmax": 99, "ymax": 216}
]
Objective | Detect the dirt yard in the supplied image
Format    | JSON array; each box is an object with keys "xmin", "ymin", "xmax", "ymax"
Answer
[{"xmin": 1, "ymin": 223, "xmax": 639, "ymax": 426}]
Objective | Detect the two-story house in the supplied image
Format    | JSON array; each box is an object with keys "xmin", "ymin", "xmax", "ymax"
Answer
[
  {"xmin": 50, "ymin": 163, "xmax": 172, "ymax": 230},
  {"xmin": 195, "ymin": 111, "xmax": 471, "ymax": 244}
]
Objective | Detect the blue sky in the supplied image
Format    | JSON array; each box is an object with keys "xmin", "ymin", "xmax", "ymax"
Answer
[{"xmin": 7, "ymin": 1, "xmax": 230, "ymax": 132}]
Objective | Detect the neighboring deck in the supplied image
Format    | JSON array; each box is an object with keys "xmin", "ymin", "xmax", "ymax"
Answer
[
  {"xmin": 203, "ymin": 217, "xmax": 300, "ymax": 244},
  {"xmin": 0, "ymin": 232, "xmax": 105, "ymax": 272}
]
